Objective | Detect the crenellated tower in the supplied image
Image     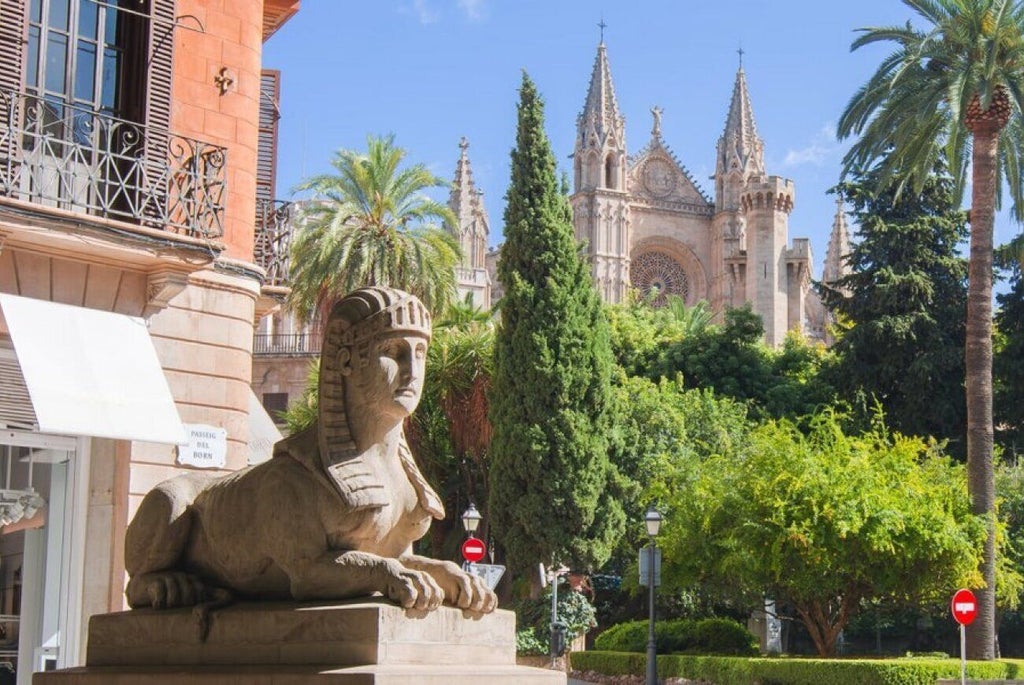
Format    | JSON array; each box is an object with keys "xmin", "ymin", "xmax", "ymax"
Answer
[
  {"xmin": 447, "ymin": 137, "xmax": 491, "ymax": 308},
  {"xmin": 570, "ymin": 39, "xmax": 631, "ymax": 303}
]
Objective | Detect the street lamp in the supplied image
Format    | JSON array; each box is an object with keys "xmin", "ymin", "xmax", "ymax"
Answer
[
  {"xmin": 644, "ymin": 504, "xmax": 663, "ymax": 685},
  {"xmin": 461, "ymin": 502, "xmax": 482, "ymax": 535}
]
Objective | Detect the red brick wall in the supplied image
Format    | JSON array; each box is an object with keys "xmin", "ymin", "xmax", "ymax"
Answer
[{"xmin": 171, "ymin": 0, "xmax": 263, "ymax": 261}]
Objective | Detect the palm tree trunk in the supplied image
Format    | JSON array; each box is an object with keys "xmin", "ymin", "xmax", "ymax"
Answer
[{"xmin": 965, "ymin": 125, "xmax": 998, "ymax": 661}]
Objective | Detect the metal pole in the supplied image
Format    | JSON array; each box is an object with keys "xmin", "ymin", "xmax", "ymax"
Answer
[
  {"xmin": 961, "ymin": 624, "xmax": 966, "ymax": 685},
  {"xmin": 646, "ymin": 541, "xmax": 657, "ymax": 685},
  {"xmin": 550, "ymin": 568, "xmax": 558, "ymax": 666}
]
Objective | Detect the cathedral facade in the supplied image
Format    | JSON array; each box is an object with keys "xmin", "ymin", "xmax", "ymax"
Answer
[{"xmin": 450, "ymin": 41, "xmax": 847, "ymax": 345}]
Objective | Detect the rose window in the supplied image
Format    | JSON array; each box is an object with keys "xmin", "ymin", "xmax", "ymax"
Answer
[{"xmin": 630, "ymin": 251, "xmax": 688, "ymax": 307}]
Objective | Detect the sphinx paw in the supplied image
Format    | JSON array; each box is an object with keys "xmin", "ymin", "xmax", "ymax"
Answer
[{"xmin": 127, "ymin": 571, "xmax": 207, "ymax": 609}]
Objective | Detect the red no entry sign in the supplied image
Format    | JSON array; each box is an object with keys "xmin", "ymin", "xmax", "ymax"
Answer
[
  {"xmin": 461, "ymin": 536, "xmax": 486, "ymax": 563},
  {"xmin": 951, "ymin": 588, "xmax": 978, "ymax": 626}
]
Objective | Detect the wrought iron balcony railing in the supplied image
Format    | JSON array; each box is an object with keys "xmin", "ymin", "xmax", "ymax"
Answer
[
  {"xmin": 0, "ymin": 89, "xmax": 226, "ymax": 238},
  {"xmin": 253, "ymin": 331, "xmax": 322, "ymax": 356},
  {"xmin": 254, "ymin": 198, "xmax": 293, "ymax": 287}
]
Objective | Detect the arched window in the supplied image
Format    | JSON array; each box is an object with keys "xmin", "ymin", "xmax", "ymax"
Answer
[{"xmin": 604, "ymin": 153, "xmax": 616, "ymax": 189}]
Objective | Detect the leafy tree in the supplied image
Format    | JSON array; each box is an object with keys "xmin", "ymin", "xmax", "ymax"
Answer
[
  {"xmin": 288, "ymin": 134, "xmax": 460, "ymax": 320},
  {"xmin": 838, "ymin": 0, "xmax": 1024, "ymax": 657},
  {"xmin": 661, "ymin": 410, "xmax": 985, "ymax": 657},
  {"xmin": 995, "ymin": 260, "xmax": 1024, "ymax": 458},
  {"xmin": 488, "ymin": 73, "xmax": 623, "ymax": 584},
  {"xmin": 821, "ymin": 168, "xmax": 968, "ymax": 454},
  {"xmin": 651, "ymin": 306, "xmax": 834, "ymax": 421}
]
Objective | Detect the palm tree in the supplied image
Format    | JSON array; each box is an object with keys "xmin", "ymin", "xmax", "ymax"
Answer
[
  {"xmin": 838, "ymin": 0, "xmax": 1024, "ymax": 659},
  {"xmin": 287, "ymin": 134, "xmax": 460, "ymax": 321}
]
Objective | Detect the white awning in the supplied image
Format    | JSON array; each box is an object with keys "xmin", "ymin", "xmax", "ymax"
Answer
[
  {"xmin": 0, "ymin": 294, "xmax": 187, "ymax": 445},
  {"xmin": 247, "ymin": 388, "xmax": 282, "ymax": 465}
]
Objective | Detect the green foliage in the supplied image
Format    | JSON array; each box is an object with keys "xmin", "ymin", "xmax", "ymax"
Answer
[
  {"xmin": 570, "ymin": 652, "xmax": 1024, "ymax": 685},
  {"xmin": 661, "ymin": 409, "xmax": 986, "ymax": 656},
  {"xmin": 593, "ymin": 618, "xmax": 756, "ymax": 656},
  {"xmin": 515, "ymin": 628, "xmax": 547, "ymax": 656},
  {"xmin": 606, "ymin": 374, "xmax": 749, "ymax": 537},
  {"xmin": 279, "ymin": 361, "xmax": 319, "ymax": 435},
  {"xmin": 823, "ymin": 168, "xmax": 968, "ymax": 454},
  {"xmin": 995, "ymin": 261, "xmax": 1024, "ymax": 457},
  {"xmin": 996, "ymin": 461, "xmax": 1024, "ymax": 610},
  {"xmin": 288, "ymin": 134, "xmax": 459, "ymax": 320},
  {"xmin": 513, "ymin": 584, "xmax": 597, "ymax": 654},
  {"xmin": 488, "ymin": 72, "xmax": 623, "ymax": 578},
  {"xmin": 651, "ymin": 306, "xmax": 835, "ymax": 421}
]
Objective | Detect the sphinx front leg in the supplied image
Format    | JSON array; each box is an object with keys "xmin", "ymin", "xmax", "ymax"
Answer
[
  {"xmin": 400, "ymin": 554, "xmax": 498, "ymax": 613},
  {"xmin": 284, "ymin": 551, "xmax": 445, "ymax": 610}
]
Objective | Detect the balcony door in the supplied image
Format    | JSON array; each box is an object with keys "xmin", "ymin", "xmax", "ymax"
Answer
[{"xmin": 20, "ymin": 0, "xmax": 147, "ymax": 213}]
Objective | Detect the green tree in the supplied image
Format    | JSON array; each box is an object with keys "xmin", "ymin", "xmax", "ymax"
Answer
[
  {"xmin": 821, "ymin": 169, "xmax": 968, "ymax": 453},
  {"xmin": 488, "ymin": 73, "xmax": 623, "ymax": 584},
  {"xmin": 838, "ymin": 0, "xmax": 1024, "ymax": 657},
  {"xmin": 995, "ymin": 260, "xmax": 1024, "ymax": 457},
  {"xmin": 662, "ymin": 410, "xmax": 985, "ymax": 657},
  {"xmin": 287, "ymin": 134, "xmax": 460, "ymax": 320}
]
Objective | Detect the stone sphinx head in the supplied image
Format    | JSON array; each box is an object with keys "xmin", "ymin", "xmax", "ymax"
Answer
[{"xmin": 317, "ymin": 287, "xmax": 432, "ymax": 470}]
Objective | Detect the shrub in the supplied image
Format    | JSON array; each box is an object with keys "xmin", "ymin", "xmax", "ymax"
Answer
[
  {"xmin": 593, "ymin": 618, "xmax": 756, "ymax": 656},
  {"xmin": 516, "ymin": 628, "xmax": 547, "ymax": 656},
  {"xmin": 690, "ymin": 618, "xmax": 758, "ymax": 656},
  {"xmin": 570, "ymin": 652, "xmax": 1024, "ymax": 685}
]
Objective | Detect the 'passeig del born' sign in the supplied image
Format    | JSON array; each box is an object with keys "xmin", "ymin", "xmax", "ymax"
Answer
[{"xmin": 177, "ymin": 424, "xmax": 228, "ymax": 469}]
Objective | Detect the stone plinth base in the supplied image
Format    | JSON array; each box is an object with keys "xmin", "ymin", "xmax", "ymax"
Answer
[{"xmin": 34, "ymin": 599, "xmax": 565, "ymax": 685}]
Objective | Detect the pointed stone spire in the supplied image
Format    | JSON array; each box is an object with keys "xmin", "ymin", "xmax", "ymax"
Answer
[
  {"xmin": 448, "ymin": 137, "xmax": 489, "ymax": 271},
  {"xmin": 716, "ymin": 66, "xmax": 765, "ymax": 178},
  {"xmin": 577, "ymin": 41, "xmax": 625, "ymax": 154},
  {"xmin": 822, "ymin": 195, "xmax": 852, "ymax": 285}
]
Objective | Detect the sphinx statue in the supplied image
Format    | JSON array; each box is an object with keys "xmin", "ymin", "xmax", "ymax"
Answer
[{"xmin": 124, "ymin": 287, "xmax": 497, "ymax": 617}]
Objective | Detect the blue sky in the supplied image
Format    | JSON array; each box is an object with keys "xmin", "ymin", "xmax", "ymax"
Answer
[{"xmin": 263, "ymin": 1, "xmax": 1022, "ymax": 279}]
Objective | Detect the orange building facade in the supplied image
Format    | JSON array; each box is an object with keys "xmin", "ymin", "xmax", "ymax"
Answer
[{"xmin": 0, "ymin": 1, "xmax": 298, "ymax": 681}]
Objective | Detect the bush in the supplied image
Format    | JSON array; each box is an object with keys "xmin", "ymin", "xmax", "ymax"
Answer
[
  {"xmin": 516, "ymin": 628, "xmax": 547, "ymax": 656},
  {"xmin": 513, "ymin": 585, "xmax": 597, "ymax": 655},
  {"xmin": 570, "ymin": 651, "xmax": 1024, "ymax": 685},
  {"xmin": 592, "ymin": 618, "xmax": 756, "ymax": 656}
]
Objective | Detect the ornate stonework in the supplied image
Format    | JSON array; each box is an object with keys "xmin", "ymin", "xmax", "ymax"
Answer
[{"xmin": 630, "ymin": 251, "xmax": 688, "ymax": 306}]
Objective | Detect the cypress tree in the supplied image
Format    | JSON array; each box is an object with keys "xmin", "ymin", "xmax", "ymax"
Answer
[{"xmin": 488, "ymin": 73, "xmax": 622, "ymax": 582}]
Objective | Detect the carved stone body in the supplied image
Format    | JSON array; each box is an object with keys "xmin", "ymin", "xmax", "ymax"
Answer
[{"xmin": 124, "ymin": 287, "xmax": 496, "ymax": 615}]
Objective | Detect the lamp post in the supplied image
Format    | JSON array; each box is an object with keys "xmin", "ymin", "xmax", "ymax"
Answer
[
  {"xmin": 645, "ymin": 505, "xmax": 663, "ymax": 685},
  {"xmin": 461, "ymin": 502, "xmax": 482, "ymax": 536}
]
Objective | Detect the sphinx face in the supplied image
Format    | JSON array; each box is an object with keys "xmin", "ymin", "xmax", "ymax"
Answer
[{"xmin": 347, "ymin": 332, "xmax": 428, "ymax": 422}]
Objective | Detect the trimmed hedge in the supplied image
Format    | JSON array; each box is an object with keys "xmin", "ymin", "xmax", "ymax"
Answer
[
  {"xmin": 570, "ymin": 651, "xmax": 1024, "ymax": 685},
  {"xmin": 593, "ymin": 618, "xmax": 757, "ymax": 656}
]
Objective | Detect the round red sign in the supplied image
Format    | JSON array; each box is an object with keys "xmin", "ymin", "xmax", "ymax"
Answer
[
  {"xmin": 951, "ymin": 588, "xmax": 978, "ymax": 626},
  {"xmin": 461, "ymin": 536, "xmax": 486, "ymax": 563}
]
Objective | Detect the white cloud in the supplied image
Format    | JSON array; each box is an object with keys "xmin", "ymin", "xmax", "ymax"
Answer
[
  {"xmin": 783, "ymin": 123, "xmax": 838, "ymax": 168},
  {"xmin": 411, "ymin": 0, "xmax": 439, "ymax": 24},
  {"xmin": 457, "ymin": 0, "xmax": 486, "ymax": 20}
]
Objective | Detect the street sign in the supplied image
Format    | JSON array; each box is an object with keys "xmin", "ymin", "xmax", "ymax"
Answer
[
  {"xmin": 638, "ymin": 546, "xmax": 661, "ymax": 587},
  {"xmin": 951, "ymin": 588, "xmax": 978, "ymax": 626},
  {"xmin": 461, "ymin": 536, "xmax": 486, "ymax": 563},
  {"xmin": 466, "ymin": 563, "xmax": 506, "ymax": 590}
]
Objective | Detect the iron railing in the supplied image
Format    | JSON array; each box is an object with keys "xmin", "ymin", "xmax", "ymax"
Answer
[
  {"xmin": 0, "ymin": 89, "xmax": 226, "ymax": 238},
  {"xmin": 253, "ymin": 331, "xmax": 321, "ymax": 356},
  {"xmin": 254, "ymin": 198, "xmax": 293, "ymax": 286}
]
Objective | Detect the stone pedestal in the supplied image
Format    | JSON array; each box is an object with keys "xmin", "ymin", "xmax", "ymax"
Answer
[{"xmin": 35, "ymin": 599, "xmax": 565, "ymax": 684}]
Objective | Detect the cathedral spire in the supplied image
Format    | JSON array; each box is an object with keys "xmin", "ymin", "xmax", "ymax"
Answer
[
  {"xmin": 716, "ymin": 66, "xmax": 765, "ymax": 179},
  {"xmin": 448, "ymin": 137, "xmax": 489, "ymax": 271},
  {"xmin": 577, "ymin": 40, "xmax": 625, "ymax": 154},
  {"xmin": 822, "ymin": 195, "xmax": 852, "ymax": 286}
]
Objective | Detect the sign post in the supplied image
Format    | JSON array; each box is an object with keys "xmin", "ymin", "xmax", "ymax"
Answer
[{"xmin": 951, "ymin": 588, "xmax": 978, "ymax": 685}]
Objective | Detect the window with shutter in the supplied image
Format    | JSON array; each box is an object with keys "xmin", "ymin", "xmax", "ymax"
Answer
[
  {"xmin": 257, "ymin": 70, "xmax": 281, "ymax": 203},
  {"xmin": 0, "ymin": 0, "xmax": 27, "ymax": 131}
]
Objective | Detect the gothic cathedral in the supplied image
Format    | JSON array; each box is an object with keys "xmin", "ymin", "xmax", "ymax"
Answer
[{"xmin": 449, "ymin": 40, "xmax": 849, "ymax": 345}]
